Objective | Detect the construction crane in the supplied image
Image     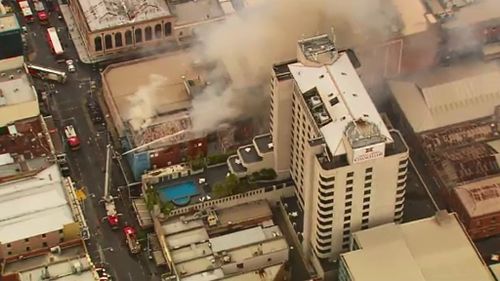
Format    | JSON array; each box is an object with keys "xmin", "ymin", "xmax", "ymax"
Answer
[{"xmin": 100, "ymin": 144, "xmax": 121, "ymax": 229}]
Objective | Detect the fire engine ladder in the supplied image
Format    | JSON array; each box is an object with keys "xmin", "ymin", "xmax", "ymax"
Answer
[{"xmin": 103, "ymin": 144, "xmax": 117, "ymax": 216}]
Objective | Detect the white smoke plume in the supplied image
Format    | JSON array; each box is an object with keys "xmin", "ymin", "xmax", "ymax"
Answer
[
  {"xmin": 127, "ymin": 74, "xmax": 167, "ymax": 131},
  {"xmin": 188, "ymin": 0, "xmax": 400, "ymax": 133}
]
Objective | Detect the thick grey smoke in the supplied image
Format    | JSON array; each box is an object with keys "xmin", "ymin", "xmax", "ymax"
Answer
[
  {"xmin": 127, "ymin": 74, "xmax": 167, "ymax": 131},
  {"xmin": 188, "ymin": 0, "xmax": 400, "ymax": 133}
]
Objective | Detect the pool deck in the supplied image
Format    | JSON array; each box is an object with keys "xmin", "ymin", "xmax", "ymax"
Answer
[{"xmin": 153, "ymin": 164, "xmax": 230, "ymax": 205}]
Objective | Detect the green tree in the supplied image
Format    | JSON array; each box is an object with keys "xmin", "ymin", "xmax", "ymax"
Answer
[
  {"xmin": 161, "ymin": 201, "xmax": 175, "ymax": 215},
  {"xmin": 145, "ymin": 189, "xmax": 160, "ymax": 210},
  {"xmin": 213, "ymin": 174, "xmax": 241, "ymax": 198}
]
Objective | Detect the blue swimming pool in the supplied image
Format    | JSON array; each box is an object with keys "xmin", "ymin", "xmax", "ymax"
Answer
[{"xmin": 158, "ymin": 181, "xmax": 198, "ymax": 206}]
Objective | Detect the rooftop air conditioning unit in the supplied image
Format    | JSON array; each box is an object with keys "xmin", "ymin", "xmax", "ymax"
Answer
[
  {"xmin": 310, "ymin": 96, "xmax": 322, "ymax": 107},
  {"xmin": 244, "ymin": 147, "xmax": 252, "ymax": 153},
  {"xmin": 72, "ymin": 261, "xmax": 83, "ymax": 274},
  {"xmin": 50, "ymin": 246, "xmax": 61, "ymax": 254},
  {"xmin": 267, "ymin": 143, "xmax": 274, "ymax": 149}
]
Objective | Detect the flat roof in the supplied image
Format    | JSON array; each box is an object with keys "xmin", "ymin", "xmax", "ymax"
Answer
[
  {"xmin": 3, "ymin": 244, "xmax": 87, "ymax": 273},
  {"xmin": 171, "ymin": 241, "xmax": 212, "ymax": 263},
  {"xmin": 454, "ymin": 176, "xmax": 500, "ymax": 218},
  {"xmin": 162, "ymin": 217, "xmax": 204, "ymax": 235},
  {"xmin": 0, "ymin": 164, "xmax": 74, "ymax": 244},
  {"xmin": 442, "ymin": 0, "xmax": 500, "ymax": 30},
  {"xmin": 168, "ymin": 0, "xmax": 224, "ymax": 26},
  {"xmin": 0, "ymin": 67, "xmax": 36, "ymax": 106},
  {"xmin": 390, "ymin": 60, "xmax": 500, "ymax": 133},
  {"xmin": 220, "ymin": 264, "xmax": 283, "ymax": 281},
  {"xmin": 217, "ymin": 200, "xmax": 272, "ymax": 226},
  {"xmin": 289, "ymin": 52, "xmax": 392, "ymax": 154},
  {"xmin": 391, "ymin": 0, "xmax": 430, "ymax": 36},
  {"xmin": 79, "ymin": 0, "xmax": 172, "ymax": 32},
  {"xmin": 166, "ymin": 227, "xmax": 209, "ymax": 249},
  {"xmin": 18, "ymin": 256, "xmax": 94, "ymax": 281},
  {"xmin": 103, "ymin": 51, "xmax": 197, "ymax": 122},
  {"xmin": 0, "ymin": 117, "xmax": 51, "ymax": 164},
  {"xmin": 490, "ymin": 263, "xmax": 500, "ymax": 280},
  {"xmin": 209, "ymin": 226, "xmax": 266, "ymax": 253},
  {"xmin": 227, "ymin": 237, "xmax": 288, "ymax": 264},
  {"xmin": 0, "ymin": 13, "xmax": 20, "ymax": 33},
  {"xmin": 180, "ymin": 268, "xmax": 224, "ymax": 281},
  {"xmin": 342, "ymin": 212, "xmax": 495, "ymax": 281}
]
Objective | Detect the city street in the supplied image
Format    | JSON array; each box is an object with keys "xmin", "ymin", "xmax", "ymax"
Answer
[{"xmin": 20, "ymin": 9, "xmax": 159, "ymax": 281}]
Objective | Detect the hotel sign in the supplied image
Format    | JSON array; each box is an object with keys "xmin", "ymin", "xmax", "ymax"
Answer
[{"xmin": 352, "ymin": 142, "xmax": 385, "ymax": 164}]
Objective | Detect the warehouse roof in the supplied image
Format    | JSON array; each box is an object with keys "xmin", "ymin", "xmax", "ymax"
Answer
[
  {"xmin": 390, "ymin": 60, "xmax": 500, "ymax": 133},
  {"xmin": 0, "ymin": 164, "xmax": 74, "ymax": 244}
]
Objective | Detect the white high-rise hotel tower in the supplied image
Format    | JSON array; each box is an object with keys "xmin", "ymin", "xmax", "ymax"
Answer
[{"xmin": 228, "ymin": 34, "xmax": 409, "ymax": 273}]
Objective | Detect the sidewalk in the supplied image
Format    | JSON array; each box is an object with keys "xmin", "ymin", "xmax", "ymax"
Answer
[{"xmin": 58, "ymin": 3, "xmax": 94, "ymax": 64}]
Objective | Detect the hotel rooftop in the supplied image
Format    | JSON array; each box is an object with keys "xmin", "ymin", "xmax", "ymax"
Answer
[{"xmin": 289, "ymin": 35, "xmax": 393, "ymax": 155}]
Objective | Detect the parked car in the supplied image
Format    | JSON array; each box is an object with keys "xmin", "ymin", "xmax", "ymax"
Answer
[
  {"xmin": 86, "ymin": 96, "xmax": 105, "ymax": 124},
  {"xmin": 66, "ymin": 59, "xmax": 76, "ymax": 73}
]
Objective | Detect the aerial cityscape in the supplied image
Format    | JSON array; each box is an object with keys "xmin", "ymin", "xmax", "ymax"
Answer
[{"xmin": 0, "ymin": 0, "xmax": 499, "ymax": 280}]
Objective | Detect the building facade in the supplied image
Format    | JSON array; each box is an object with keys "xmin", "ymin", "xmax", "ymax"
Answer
[
  {"xmin": 68, "ymin": 0, "xmax": 175, "ymax": 61},
  {"xmin": 449, "ymin": 177, "xmax": 500, "ymax": 240},
  {"xmin": 0, "ymin": 165, "xmax": 84, "ymax": 261},
  {"xmin": 229, "ymin": 35, "xmax": 409, "ymax": 277},
  {"xmin": 0, "ymin": 14, "xmax": 23, "ymax": 60}
]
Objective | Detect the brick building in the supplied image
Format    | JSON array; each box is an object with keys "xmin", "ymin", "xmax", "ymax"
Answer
[{"xmin": 450, "ymin": 177, "xmax": 500, "ymax": 240}]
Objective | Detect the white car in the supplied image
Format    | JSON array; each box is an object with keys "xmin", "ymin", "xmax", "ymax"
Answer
[{"xmin": 66, "ymin": 60, "xmax": 76, "ymax": 73}]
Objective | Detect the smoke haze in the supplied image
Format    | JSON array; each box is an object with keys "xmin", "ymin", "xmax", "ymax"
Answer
[
  {"xmin": 127, "ymin": 74, "xmax": 167, "ymax": 131},
  {"xmin": 188, "ymin": 0, "xmax": 399, "ymax": 133}
]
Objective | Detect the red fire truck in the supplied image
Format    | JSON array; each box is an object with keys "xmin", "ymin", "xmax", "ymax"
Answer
[
  {"xmin": 33, "ymin": 0, "xmax": 48, "ymax": 24},
  {"xmin": 64, "ymin": 124, "xmax": 81, "ymax": 151},
  {"xmin": 123, "ymin": 225, "xmax": 141, "ymax": 254}
]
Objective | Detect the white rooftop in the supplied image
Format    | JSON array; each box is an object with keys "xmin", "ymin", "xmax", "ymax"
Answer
[
  {"xmin": 79, "ymin": 0, "xmax": 172, "ymax": 32},
  {"xmin": 209, "ymin": 226, "xmax": 266, "ymax": 253},
  {"xmin": 453, "ymin": 176, "xmax": 500, "ymax": 218},
  {"xmin": 341, "ymin": 212, "xmax": 495, "ymax": 281},
  {"xmin": 166, "ymin": 227, "xmax": 209, "ymax": 249},
  {"xmin": 0, "ymin": 164, "xmax": 74, "ymax": 244},
  {"xmin": 289, "ymin": 52, "xmax": 392, "ymax": 154},
  {"xmin": 0, "ymin": 67, "xmax": 36, "ymax": 106},
  {"xmin": 220, "ymin": 264, "xmax": 283, "ymax": 281},
  {"xmin": 18, "ymin": 256, "xmax": 94, "ymax": 281},
  {"xmin": 390, "ymin": 60, "xmax": 500, "ymax": 133}
]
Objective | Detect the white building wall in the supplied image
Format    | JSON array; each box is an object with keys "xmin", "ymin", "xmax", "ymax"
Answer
[{"xmin": 270, "ymin": 73, "xmax": 294, "ymax": 177}]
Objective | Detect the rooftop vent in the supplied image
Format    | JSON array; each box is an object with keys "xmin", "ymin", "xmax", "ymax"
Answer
[
  {"xmin": 310, "ymin": 96, "xmax": 322, "ymax": 107},
  {"xmin": 9, "ymin": 75, "xmax": 14, "ymax": 80}
]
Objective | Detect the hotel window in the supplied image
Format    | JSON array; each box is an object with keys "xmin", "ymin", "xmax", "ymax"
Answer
[
  {"xmin": 365, "ymin": 174, "xmax": 372, "ymax": 181},
  {"xmin": 365, "ymin": 167, "xmax": 373, "ymax": 174},
  {"xmin": 347, "ymin": 172, "xmax": 354, "ymax": 178}
]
